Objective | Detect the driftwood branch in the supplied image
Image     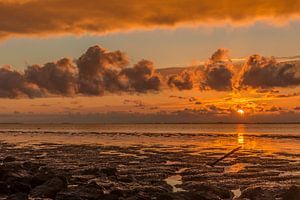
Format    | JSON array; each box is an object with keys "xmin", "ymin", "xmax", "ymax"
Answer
[{"xmin": 208, "ymin": 146, "xmax": 242, "ymax": 167}]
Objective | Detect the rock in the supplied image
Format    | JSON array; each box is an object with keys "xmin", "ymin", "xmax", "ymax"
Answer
[
  {"xmin": 81, "ymin": 167, "xmax": 101, "ymax": 175},
  {"xmin": 3, "ymin": 156, "xmax": 17, "ymax": 163},
  {"xmin": 101, "ymin": 167, "xmax": 117, "ymax": 176},
  {"xmin": 239, "ymin": 186, "xmax": 275, "ymax": 200},
  {"xmin": 9, "ymin": 181, "xmax": 31, "ymax": 194},
  {"xmin": 117, "ymin": 175, "xmax": 135, "ymax": 183},
  {"xmin": 6, "ymin": 192, "xmax": 28, "ymax": 200},
  {"xmin": 281, "ymin": 185, "xmax": 300, "ymax": 200},
  {"xmin": 0, "ymin": 181, "xmax": 9, "ymax": 194},
  {"xmin": 30, "ymin": 172, "xmax": 55, "ymax": 188},
  {"xmin": 157, "ymin": 191, "xmax": 221, "ymax": 200},
  {"xmin": 56, "ymin": 182, "xmax": 104, "ymax": 200},
  {"xmin": 30, "ymin": 176, "xmax": 67, "ymax": 198},
  {"xmin": 182, "ymin": 182, "xmax": 233, "ymax": 199},
  {"xmin": 22, "ymin": 161, "xmax": 42, "ymax": 172}
]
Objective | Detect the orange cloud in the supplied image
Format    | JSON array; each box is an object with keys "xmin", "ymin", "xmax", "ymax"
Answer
[{"xmin": 0, "ymin": 0, "xmax": 300, "ymax": 39}]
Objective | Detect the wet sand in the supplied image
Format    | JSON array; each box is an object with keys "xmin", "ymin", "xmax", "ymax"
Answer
[{"xmin": 0, "ymin": 124, "xmax": 299, "ymax": 199}]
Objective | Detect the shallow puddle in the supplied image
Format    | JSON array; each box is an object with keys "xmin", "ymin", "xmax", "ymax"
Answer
[
  {"xmin": 224, "ymin": 163, "xmax": 248, "ymax": 173},
  {"xmin": 165, "ymin": 168, "xmax": 187, "ymax": 192},
  {"xmin": 231, "ymin": 188, "xmax": 241, "ymax": 199}
]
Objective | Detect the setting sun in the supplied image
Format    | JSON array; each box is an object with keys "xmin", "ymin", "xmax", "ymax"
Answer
[{"xmin": 237, "ymin": 109, "xmax": 245, "ymax": 115}]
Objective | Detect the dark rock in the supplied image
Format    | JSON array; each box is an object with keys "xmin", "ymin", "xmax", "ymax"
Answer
[
  {"xmin": 81, "ymin": 167, "xmax": 101, "ymax": 175},
  {"xmin": 182, "ymin": 182, "xmax": 233, "ymax": 199},
  {"xmin": 157, "ymin": 191, "xmax": 221, "ymax": 200},
  {"xmin": 101, "ymin": 194, "xmax": 119, "ymax": 200},
  {"xmin": 239, "ymin": 186, "xmax": 275, "ymax": 200},
  {"xmin": 3, "ymin": 156, "xmax": 17, "ymax": 163},
  {"xmin": 281, "ymin": 185, "xmax": 300, "ymax": 200},
  {"xmin": 30, "ymin": 172, "xmax": 55, "ymax": 188},
  {"xmin": 6, "ymin": 192, "xmax": 28, "ymax": 200},
  {"xmin": 101, "ymin": 167, "xmax": 117, "ymax": 176},
  {"xmin": 9, "ymin": 181, "xmax": 31, "ymax": 194},
  {"xmin": 117, "ymin": 175, "xmax": 135, "ymax": 183},
  {"xmin": 56, "ymin": 182, "xmax": 104, "ymax": 200},
  {"xmin": 30, "ymin": 176, "xmax": 67, "ymax": 198},
  {"xmin": 22, "ymin": 161, "xmax": 41, "ymax": 172},
  {"xmin": 0, "ymin": 181, "xmax": 9, "ymax": 194}
]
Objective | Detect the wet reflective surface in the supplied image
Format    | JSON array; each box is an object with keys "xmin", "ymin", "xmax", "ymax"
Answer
[{"xmin": 0, "ymin": 123, "xmax": 299, "ymax": 199}]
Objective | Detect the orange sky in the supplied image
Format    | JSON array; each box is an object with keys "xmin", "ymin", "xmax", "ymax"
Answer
[{"xmin": 0, "ymin": 0, "xmax": 299, "ymax": 123}]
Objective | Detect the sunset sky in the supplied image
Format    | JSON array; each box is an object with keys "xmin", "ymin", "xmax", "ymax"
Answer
[{"xmin": 0, "ymin": 0, "xmax": 299, "ymax": 123}]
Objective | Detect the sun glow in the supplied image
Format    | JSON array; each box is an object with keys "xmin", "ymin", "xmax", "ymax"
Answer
[{"xmin": 237, "ymin": 109, "xmax": 245, "ymax": 115}]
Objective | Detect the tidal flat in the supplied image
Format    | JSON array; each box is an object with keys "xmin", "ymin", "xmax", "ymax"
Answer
[{"xmin": 0, "ymin": 124, "xmax": 299, "ymax": 199}]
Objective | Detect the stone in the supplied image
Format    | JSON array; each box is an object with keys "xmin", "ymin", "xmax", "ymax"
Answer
[
  {"xmin": 3, "ymin": 156, "xmax": 17, "ymax": 163},
  {"xmin": 101, "ymin": 167, "xmax": 117, "ymax": 177},
  {"xmin": 30, "ymin": 176, "xmax": 67, "ymax": 199},
  {"xmin": 0, "ymin": 181, "xmax": 9, "ymax": 194},
  {"xmin": 182, "ymin": 182, "xmax": 233, "ymax": 199},
  {"xmin": 6, "ymin": 192, "xmax": 28, "ymax": 200},
  {"xmin": 239, "ymin": 186, "xmax": 275, "ymax": 200},
  {"xmin": 281, "ymin": 185, "xmax": 300, "ymax": 200},
  {"xmin": 56, "ymin": 182, "xmax": 104, "ymax": 200}
]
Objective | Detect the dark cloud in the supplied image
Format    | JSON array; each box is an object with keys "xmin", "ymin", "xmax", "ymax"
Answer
[
  {"xmin": 239, "ymin": 55, "xmax": 300, "ymax": 88},
  {"xmin": 167, "ymin": 49, "xmax": 233, "ymax": 91},
  {"xmin": 0, "ymin": 45, "xmax": 163, "ymax": 98},
  {"xmin": 169, "ymin": 95, "xmax": 187, "ymax": 99},
  {"xmin": 168, "ymin": 70, "xmax": 194, "ymax": 90},
  {"xmin": 210, "ymin": 48, "xmax": 230, "ymax": 63},
  {"xmin": 123, "ymin": 99, "xmax": 146, "ymax": 109},
  {"xmin": 121, "ymin": 60, "xmax": 161, "ymax": 93},
  {"xmin": 77, "ymin": 46, "xmax": 161, "ymax": 94},
  {"xmin": 0, "ymin": 66, "xmax": 42, "ymax": 98},
  {"xmin": 0, "ymin": 45, "xmax": 299, "ymax": 99},
  {"xmin": 25, "ymin": 58, "xmax": 77, "ymax": 96},
  {"xmin": 271, "ymin": 92, "xmax": 300, "ymax": 98},
  {"xmin": 294, "ymin": 107, "xmax": 300, "ymax": 111},
  {"xmin": 77, "ymin": 45, "xmax": 129, "ymax": 95},
  {"xmin": 265, "ymin": 106, "xmax": 282, "ymax": 112},
  {"xmin": 200, "ymin": 49, "xmax": 233, "ymax": 91}
]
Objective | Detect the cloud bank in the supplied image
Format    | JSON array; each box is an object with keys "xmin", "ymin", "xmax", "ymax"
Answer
[
  {"xmin": 0, "ymin": 45, "xmax": 300, "ymax": 98},
  {"xmin": 239, "ymin": 55, "xmax": 300, "ymax": 88},
  {"xmin": 0, "ymin": 0, "xmax": 300, "ymax": 39},
  {"xmin": 0, "ymin": 45, "xmax": 163, "ymax": 98}
]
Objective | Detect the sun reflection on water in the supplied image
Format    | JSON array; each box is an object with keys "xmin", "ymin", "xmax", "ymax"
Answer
[{"xmin": 236, "ymin": 124, "xmax": 245, "ymax": 147}]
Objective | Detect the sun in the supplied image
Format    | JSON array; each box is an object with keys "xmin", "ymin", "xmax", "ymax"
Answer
[{"xmin": 237, "ymin": 109, "xmax": 245, "ymax": 115}]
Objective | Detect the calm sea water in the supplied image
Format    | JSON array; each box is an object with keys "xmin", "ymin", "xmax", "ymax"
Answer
[
  {"xmin": 0, "ymin": 123, "xmax": 299, "ymax": 155},
  {"xmin": 0, "ymin": 123, "xmax": 299, "ymax": 135}
]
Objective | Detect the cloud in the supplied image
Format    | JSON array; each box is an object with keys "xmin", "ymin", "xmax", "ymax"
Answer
[
  {"xmin": 271, "ymin": 92, "xmax": 300, "ymax": 98},
  {"xmin": 123, "ymin": 99, "xmax": 146, "ymax": 109},
  {"xmin": 167, "ymin": 48, "xmax": 233, "ymax": 91},
  {"xmin": 295, "ymin": 107, "xmax": 300, "ymax": 110},
  {"xmin": 168, "ymin": 70, "xmax": 194, "ymax": 90},
  {"xmin": 25, "ymin": 58, "xmax": 77, "ymax": 96},
  {"xmin": 0, "ymin": 0, "xmax": 300, "ymax": 39},
  {"xmin": 210, "ymin": 48, "xmax": 231, "ymax": 63},
  {"xmin": 265, "ymin": 106, "xmax": 282, "ymax": 112},
  {"xmin": 121, "ymin": 60, "xmax": 161, "ymax": 93},
  {"xmin": 200, "ymin": 49, "xmax": 234, "ymax": 91},
  {"xmin": 0, "ymin": 45, "xmax": 299, "ymax": 99},
  {"xmin": 0, "ymin": 65, "xmax": 42, "ymax": 98},
  {"xmin": 0, "ymin": 45, "xmax": 162, "ymax": 98},
  {"xmin": 239, "ymin": 55, "xmax": 300, "ymax": 88},
  {"xmin": 77, "ymin": 45, "xmax": 129, "ymax": 95}
]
